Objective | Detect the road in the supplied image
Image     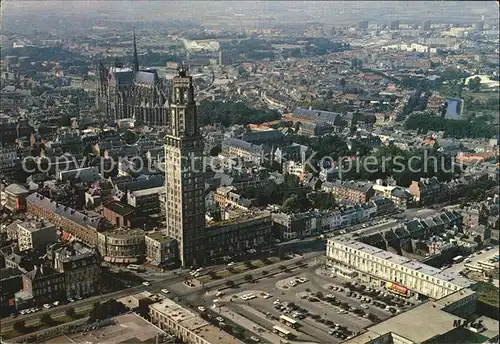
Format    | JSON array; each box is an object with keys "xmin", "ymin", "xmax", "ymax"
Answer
[
  {"xmin": 1, "ymin": 252, "xmax": 321, "ymax": 334},
  {"xmin": 445, "ymin": 247, "xmax": 499, "ymax": 274}
]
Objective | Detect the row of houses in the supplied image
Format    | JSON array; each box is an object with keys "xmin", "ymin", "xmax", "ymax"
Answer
[{"xmin": 272, "ymin": 197, "xmax": 397, "ymax": 240}]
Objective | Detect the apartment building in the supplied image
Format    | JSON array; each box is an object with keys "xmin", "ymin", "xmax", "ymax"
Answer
[
  {"xmin": 149, "ymin": 298, "xmax": 244, "ymax": 344},
  {"xmin": 97, "ymin": 228, "xmax": 145, "ymax": 264},
  {"xmin": 16, "ymin": 220, "xmax": 58, "ymax": 251},
  {"xmin": 322, "ymin": 180, "xmax": 374, "ymax": 204},
  {"xmin": 326, "ymin": 237, "xmax": 475, "ymax": 300},
  {"xmin": 272, "ymin": 212, "xmax": 321, "ymax": 240},
  {"xmin": 408, "ymin": 177, "xmax": 442, "ymax": 203},
  {"xmin": 2, "ymin": 183, "xmax": 30, "ymax": 212},
  {"xmin": 21, "ymin": 265, "xmax": 65, "ymax": 305},
  {"xmin": 26, "ymin": 193, "xmax": 109, "ymax": 246},
  {"xmin": 127, "ymin": 186, "xmax": 163, "ymax": 216},
  {"xmin": 205, "ymin": 210, "xmax": 273, "ymax": 261},
  {"xmin": 46, "ymin": 242, "xmax": 101, "ymax": 298},
  {"xmin": 221, "ymin": 137, "xmax": 264, "ymax": 164},
  {"xmin": 212, "ymin": 186, "xmax": 251, "ymax": 211},
  {"xmin": 145, "ymin": 231, "xmax": 177, "ymax": 265}
]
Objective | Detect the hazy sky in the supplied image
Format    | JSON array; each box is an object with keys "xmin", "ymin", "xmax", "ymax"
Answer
[{"xmin": 2, "ymin": 1, "xmax": 499, "ymax": 25}]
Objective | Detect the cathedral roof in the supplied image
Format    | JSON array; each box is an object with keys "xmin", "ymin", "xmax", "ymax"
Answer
[{"xmin": 108, "ymin": 69, "xmax": 158, "ymax": 87}]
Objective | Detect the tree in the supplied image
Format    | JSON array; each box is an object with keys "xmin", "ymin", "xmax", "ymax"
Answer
[
  {"xmin": 261, "ymin": 270, "xmax": 269, "ymax": 276},
  {"xmin": 225, "ymin": 280, "xmax": 235, "ymax": 288},
  {"xmin": 243, "ymin": 274, "xmax": 253, "ymax": 282},
  {"xmin": 13, "ymin": 320, "xmax": 26, "ymax": 333},
  {"xmin": 467, "ymin": 76, "xmax": 481, "ymax": 92},
  {"xmin": 66, "ymin": 307, "xmax": 77, "ymax": 319},
  {"xmin": 40, "ymin": 313, "xmax": 53, "ymax": 326},
  {"xmin": 209, "ymin": 145, "xmax": 222, "ymax": 157}
]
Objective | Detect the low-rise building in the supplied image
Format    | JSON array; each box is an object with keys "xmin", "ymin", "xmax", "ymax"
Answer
[
  {"xmin": 16, "ymin": 220, "xmax": 58, "ymax": 252},
  {"xmin": 145, "ymin": 231, "xmax": 177, "ymax": 265},
  {"xmin": 149, "ymin": 298, "xmax": 244, "ymax": 344},
  {"xmin": 322, "ymin": 180, "xmax": 374, "ymax": 204}
]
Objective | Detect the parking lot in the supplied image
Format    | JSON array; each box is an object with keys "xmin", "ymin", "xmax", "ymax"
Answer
[{"xmin": 200, "ymin": 264, "xmax": 420, "ymax": 344}]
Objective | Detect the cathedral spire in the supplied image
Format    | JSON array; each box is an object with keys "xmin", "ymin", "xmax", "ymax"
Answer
[{"xmin": 132, "ymin": 27, "xmax": 139, "ymax": 72}]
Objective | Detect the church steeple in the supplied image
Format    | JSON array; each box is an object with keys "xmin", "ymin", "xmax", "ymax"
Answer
[{"xmin": 132, "ymin": 27, "xmax": 139, "ymax": 72}]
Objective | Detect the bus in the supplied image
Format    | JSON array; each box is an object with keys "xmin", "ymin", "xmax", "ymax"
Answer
[
  {"xmin": 464, "ymin": 263, "xmax": 483, "ymax": 272},
  {"xmin": 279, "ymin": 315, "xmax": 298, "ymax": 328},
  {"xmin": 273, "ymin": 325, "xmax": 293, "ymax": 339},
  {"xmin": 478, "ymin": 260, "xmax": 497, "ymax": 270},
  {"xmin": 452, "ymin": 255, "xmax": 464, "ymax": 264},
  {"xmin": 127, "ymin": 264, "xmax": 140, "ymax": 271}
]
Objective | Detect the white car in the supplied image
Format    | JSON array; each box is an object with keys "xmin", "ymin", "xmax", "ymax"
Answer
[
  {"xmin": 75, "ymin": 295, "xmax": 82, "ymax": 300},
  {"xmin": 68, "ymin": 298, "xmax": 75, "ymax": 303},
  {"xmin": 216, "ymin": 291, "xmax": 224, "ymax": 297},
  {"xmin": 273, "ymin": 300, "xmax": 281, "ymax": 305},
  {"xmin": 261, "ymin": 293, "xmax": 272, "ymax": 299},
  {"xmin": 43, "ymin": 304, "xmax": 51, "ymax": 309},
  {"xmin": 161, "ymin": 289, "xmax": 170, "ymax": 294},
  {"xmin": 250, "ymin": 336, "xmax": 260, "ymax": 342},
  {"xmin": 142, "ymin": 281, "xmax": 151, "ymax": 286},
  {"xmin": 296, "ymin": 277, "xmax": 309, "ymax": 283},
  {"xmin": 227, "ymin": 262, "xmax": 235, "ymax": 267},
  {"xmin": 197, "ymin": 306, "xmax": 206, "ymax": 312},
  {"xmin": 216, "ymin": 316, "xmax": 224, "ymax": 322},
  {"xmin": 337, "ymin": 310, "xmax": 348, "ymax": 314},
  {"xmin": 360, "ymin": 304, "xmax": 369, "ymax": 309},
  {"xmin": 53, "ymin": 301, "xmax": 60, "ymax": 306}
]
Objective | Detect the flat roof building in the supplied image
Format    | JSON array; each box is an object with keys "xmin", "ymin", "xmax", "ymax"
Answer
[{"xmin": 149, "ymin": 298, "xmax": 244, "ymax": 344}]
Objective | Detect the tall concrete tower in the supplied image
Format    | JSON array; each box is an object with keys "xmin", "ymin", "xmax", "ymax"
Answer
[{"xmin": 164, "ymin": 66, "xmax": 206, "ymax": 268}]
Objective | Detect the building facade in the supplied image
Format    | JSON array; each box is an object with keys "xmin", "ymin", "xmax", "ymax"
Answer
[
  {"xmin": 145, "ymin": 231, "xmax": 177, "ymax": 264},
  {"xmin": 326, "ymin": 237, "xmax": 475, "ymax": 300},
  {"xmin": 149, "ymin": 298, "xmax": 244, "ymax": 344},
  {"xmin": 47, "ymin": 242, "xmax": 101, "ymax": 298},
  {"xmin": 322, "ymin": 180, "xmax": 375, "ymax": 204},
  {"xmin": 26, "ymin": 193, "xmax": 109, "ymax": 247},
  {"xmin": 205, "ymin": 211, "xmax": 273, "ymax": 261},
  {"xmin": 164, "ymin": 67, "xmax": 206, "ymax": 268},
  {"xmin": 2, "ymin": 183, "xmax": 30, "ymax": 212},
  {"xmin": 16, "ymin": 220, "xmax": 58, "ymax": 252},
  {"xmin": 21, "ymin": 265, "xmax": 65, "ymax": 304},
  {"xmin": 97, "ymin": 229, "xmax": 145, "ymax": 264}
]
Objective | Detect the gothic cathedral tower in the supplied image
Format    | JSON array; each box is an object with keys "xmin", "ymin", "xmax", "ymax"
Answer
[{"xmin": 164, "ymin": 67, "xmax": 206, "ymax": 268}]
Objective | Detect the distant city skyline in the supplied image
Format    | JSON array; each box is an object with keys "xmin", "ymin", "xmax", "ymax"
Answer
[{"xmin": 2, "ymin": 0, "xmax": 499, "ymax": 26}]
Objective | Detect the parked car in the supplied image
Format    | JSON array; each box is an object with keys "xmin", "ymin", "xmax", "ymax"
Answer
[
  {"xmin": 161, "ymin": 289, "xmax": 170, "ymax": 294},
  {"xmin": 142, "ymin": 281, "xmax": 151, "ymax": 286}
]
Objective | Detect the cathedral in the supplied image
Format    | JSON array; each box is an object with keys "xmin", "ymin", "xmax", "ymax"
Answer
[{"xmin": 96, "ymin": 30, "xmax": 169, "ymax": 126}]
